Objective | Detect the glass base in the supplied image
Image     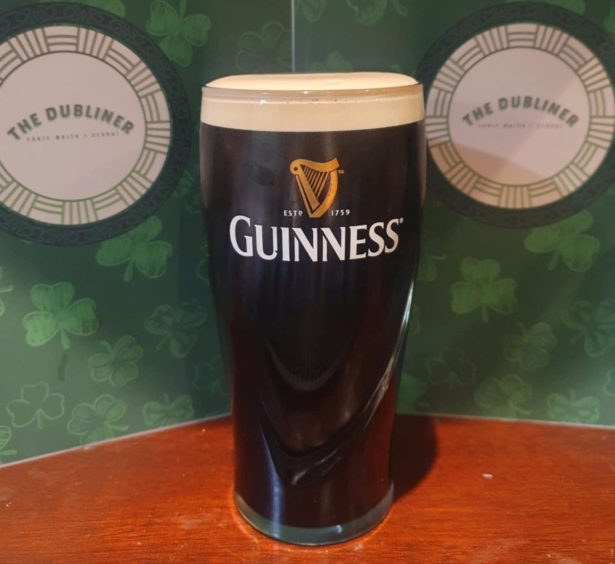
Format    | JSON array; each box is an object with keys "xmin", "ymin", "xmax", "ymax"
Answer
[{"xmin": 234, "ymin": 485, "xmax": 394, "ymax": 546}]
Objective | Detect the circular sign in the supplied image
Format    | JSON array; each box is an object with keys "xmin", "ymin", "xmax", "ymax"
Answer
[
  {"xmin": 0, "ymin": 4, "xmax": 190, "ymax": 244},
  {"xmin": 417, "ymin": 3, "xmax": 615, "ymax": 227}
]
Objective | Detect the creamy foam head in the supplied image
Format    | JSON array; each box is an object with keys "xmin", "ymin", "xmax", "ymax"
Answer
[{"xmin": 201, "ymin": 72, "xmax": 423, "ymax": 132}]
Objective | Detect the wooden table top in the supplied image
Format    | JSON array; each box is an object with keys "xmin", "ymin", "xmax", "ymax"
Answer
[{"xmin": 1, "ymin": 415, "xmax": 613, "ymax": 563}]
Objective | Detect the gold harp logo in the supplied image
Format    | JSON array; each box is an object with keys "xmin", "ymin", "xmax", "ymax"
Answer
[{"xmin": 290, "ymin": 158, "xmax": 343, "ymax": 218}]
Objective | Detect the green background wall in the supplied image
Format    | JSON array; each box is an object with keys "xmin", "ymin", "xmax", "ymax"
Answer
[
  {"xmin": 0, "ymin": 0, "xmax": 613, "ymax": 465},
  {"xmin": 0, "ymin": 0, "xmax": 293, "ymax": 464},
  {"xmin": 294, "ymin": 0, "xmax": 615, "ymax": 427}
]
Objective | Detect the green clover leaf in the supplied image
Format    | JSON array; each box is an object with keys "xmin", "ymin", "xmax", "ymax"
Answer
[
  {"xmin": 6, "ymin": 382, "xmax": 65, "ymax": 429},
  {"xmin": 602, "ymin": 369, "xmax": 615, "ymax": 397},
  {"xmin": 0, "ymin": 427, "xmax": 11, "ymax": 451},
  {"xmin": 347, "ymin": 0, "xmax": 387, "ymax": 24},
  {"xmin": 310, "ymin": 51, "xmax": 353, "ymax": 72},
  {"xmin": 417, "ymin": 227, "xmax": 447, "ymax": 283},
  {"xmin": 192, "ymin": 359, "xmax": 230, "ymax": 414},
  {"xmin": 451, "ymin": 258, "xmax": 518, "ymax": 323},
  {"xmin": 474, "ymin": 374, "xmax": 531, "ymax": 418},
  {"xmin": 192, "ymin": 357, "xmax": 228, "ymax": 397},
  {"xmin": 297, "ymin": 0, "xmax": 328, "ymax": 22},
  {"xmin": 417, "ymin": 253, "xmax": 447, "ymax": 283},
  {"xmin": 23, "ymin": 282, "xmax": 99, "ymax": 349},
  {"xmin": 174, "ymin": 165, "xmax": 201, "ymax": 215},
  {"xmin": 235, "ymin": 21, "xmax": 291, "ymax": 73},
  {"xmin": 143, "ymin": 394, "xmax": 194, "ymax": 428},
  {"xmin": 0, "ymin": 266, "xmax": 14, "ymax": 318},
  {"xmin": 390, "ymin": 0, "xmax": 408, "ymax": 16},
  {"xmin": 147, "ymin": 0, "xmax": 180, "ymax": 35},
  {"xmin": 396, "ymin": 372, "xmax": 429, "ymax": 412},
  {"xmin": 0, "ymin": 426, "xmax": 17, "ymax": 462},
  {"xmin": 503, "ymin": 322, "xmax": 557, "ymax": 372},
  {"xmin": 89, "ymin": 336, "xmax": 143, "ymax": 387},
  {"xmin": 547, "ymin": 390, "xmax": 599, "ymax": 424},
  {"xmin": 67, "ymin": 394, "xmax": 128, "ymax": 445},
  {"xmin": 426, "ymin": 348, "xmax": 477, "ymax": 389},
  {"xmin": 96, "ymin": 216, "xmax": 173, "ymax": 282},
  {"xmin": 346, "ymin": 0, "xmax": 407, "ymax": 25},
  {"xmin": 40, "ymin": 0, "xmax": 126, "ymax": 17},
  {"xmin": 145, "ymin": 301, "xmax": 206, "ymax": 358},
  {"xmin": 563, "ymin": 300, "xmax": 615, "ymax": 358},
  {"xmin": 146, "ymin": 0, "xmax": 211, "ymax": 67},
  {"xmin": 524, "ymin": 211, "xmax": 600, "ymax": 273},
  {"xmin": 196, "ymin": 239, "xmax": 210, "ymax": 283}
]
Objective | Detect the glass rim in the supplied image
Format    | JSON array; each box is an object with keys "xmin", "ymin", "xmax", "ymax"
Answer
[
  {"xmin": 202, "ymin": 83, "xmax": 423, "ymax": 101},
  {"xmin": 201, "ymin": 72, "xmax": 423, "ymax": 101}
]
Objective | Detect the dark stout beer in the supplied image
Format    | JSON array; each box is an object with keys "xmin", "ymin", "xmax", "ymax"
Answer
[{"xmin": 200, "ymin": 73, "xmax": 425, "ymax": 545}]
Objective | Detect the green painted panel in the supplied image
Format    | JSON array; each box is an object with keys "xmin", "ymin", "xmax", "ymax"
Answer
[
  {"xmin": 0, "ymin": 0, "xmax": 613, "ymax": 468},
  {"xmin": 294, "ymin": 0, "xmax": 615, "ymax": 426},
  {"xmin": 0, "ymin": 0, "xmax": 291, "ymax": 464}
]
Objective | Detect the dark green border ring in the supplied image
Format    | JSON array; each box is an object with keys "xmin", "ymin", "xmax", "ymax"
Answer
[{"xmin": 416, "ymin": 2, "xmax": 615, "ymax": 228}]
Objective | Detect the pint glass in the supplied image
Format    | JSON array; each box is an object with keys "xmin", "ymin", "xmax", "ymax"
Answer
[{"xmin": 200, "ymin": 73, "xmax": 425, "ymax": 545}]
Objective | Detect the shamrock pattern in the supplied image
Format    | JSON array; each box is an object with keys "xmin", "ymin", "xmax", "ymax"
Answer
[
  {"xmin": 563, "ymin": 300, "xmax": 615, "ymax": 358},
  {"xmin": 40, "ymin": 0, "xmax": 126, "ymax": 17},
  {"xmin": 547, "ymin": 391, "xmax": 600, "ymax": 424},
  {"xmin": 298, "ymin": 0, "xmax": 408, "ymax": 26},
  {"xmin": 96, "ymin": 217, "xmax": 173, "ymax": 282},
  {"xmin": 6, "ymin": 383, "xmax": 65, "ymax": 429},
  {"xmin": 417, "ymin": 226, "xmax": 447, "ymax": 283},
  {"xmin": 503, "ymin": 323, "xmax": 557, "ymax": 372},
  {"xmin": 196, "ymin": 241, "xmax": 210, "ymax": 283},
  {"xmin": 67, "ymin": 395, "xmax": 129, "ymax": 445},
  {"xmin": 451, "ymin": 258, "xmax": 518, "ymax": 323},
  {"xmin": 143, "ymin": 394, "xmax": 194, "ymax": 428},
  {"xmin": 89, "ymin": 336, "xmax": 144, "ymax": 387},
  {"xmin": 0, "ymin": 267, "xmax": 13, "ymax": 318},
  {"xmin": 426, "ymin": 349, "xmax": 477, "ymax": 389},
  {"xmin": 1, "ymin": 0, "xmax": 614, "ymax": 469},
  {"xmin": 346, "ymin": 0, "xmax": 408, "ymax": 25},
  {"xmin": 524, "ymin": 211, "xmax": 600, "ymax": 273},
  {"xmin": 145, "ymin": 301, "xmax": 207, "ymax": 358},
  {"xmin": 310, "ymin": 51, "xmax": 353, "ymax": 72},
  {"xmin": 192, "ymin": 357, "xmax": 228, "ymax": 398},
  {"xmin": 23, "ymin": 283, "xmax": 99, "ymax": 349},
  {"xmin": 146, "ymin": 0, "xmax": 211, "ymax": 67},
  {"xmin": 297, "ymin": 0, "xmax": 328, "ymax": 22},
  {"xmin": 0, "ymin": 427, "xmax": 17, "ymax": 463},
  {"xmin": 417, "ymin": 247, "xmax": 447, "ymax": 282},
  {"xmin": 474, "ymin": 374, "xmax": 532, "ymax": 418},
  {"xmin": 174, "ymin": 165, "xmax": 201, "ymax": 215},
  {"xmin": 235, "ymin": 22, "xmax": 291, "ymax": 73}
]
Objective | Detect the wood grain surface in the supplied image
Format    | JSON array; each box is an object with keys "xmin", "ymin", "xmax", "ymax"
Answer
[{"xmin": 0, "ymin": 415, "xmax": 613, "ymax": 563}]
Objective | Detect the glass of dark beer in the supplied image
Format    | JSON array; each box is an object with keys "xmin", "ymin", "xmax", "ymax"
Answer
[{"xmin": 199, "ymin": 73, "xmax": 425, "ymax": 545}]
